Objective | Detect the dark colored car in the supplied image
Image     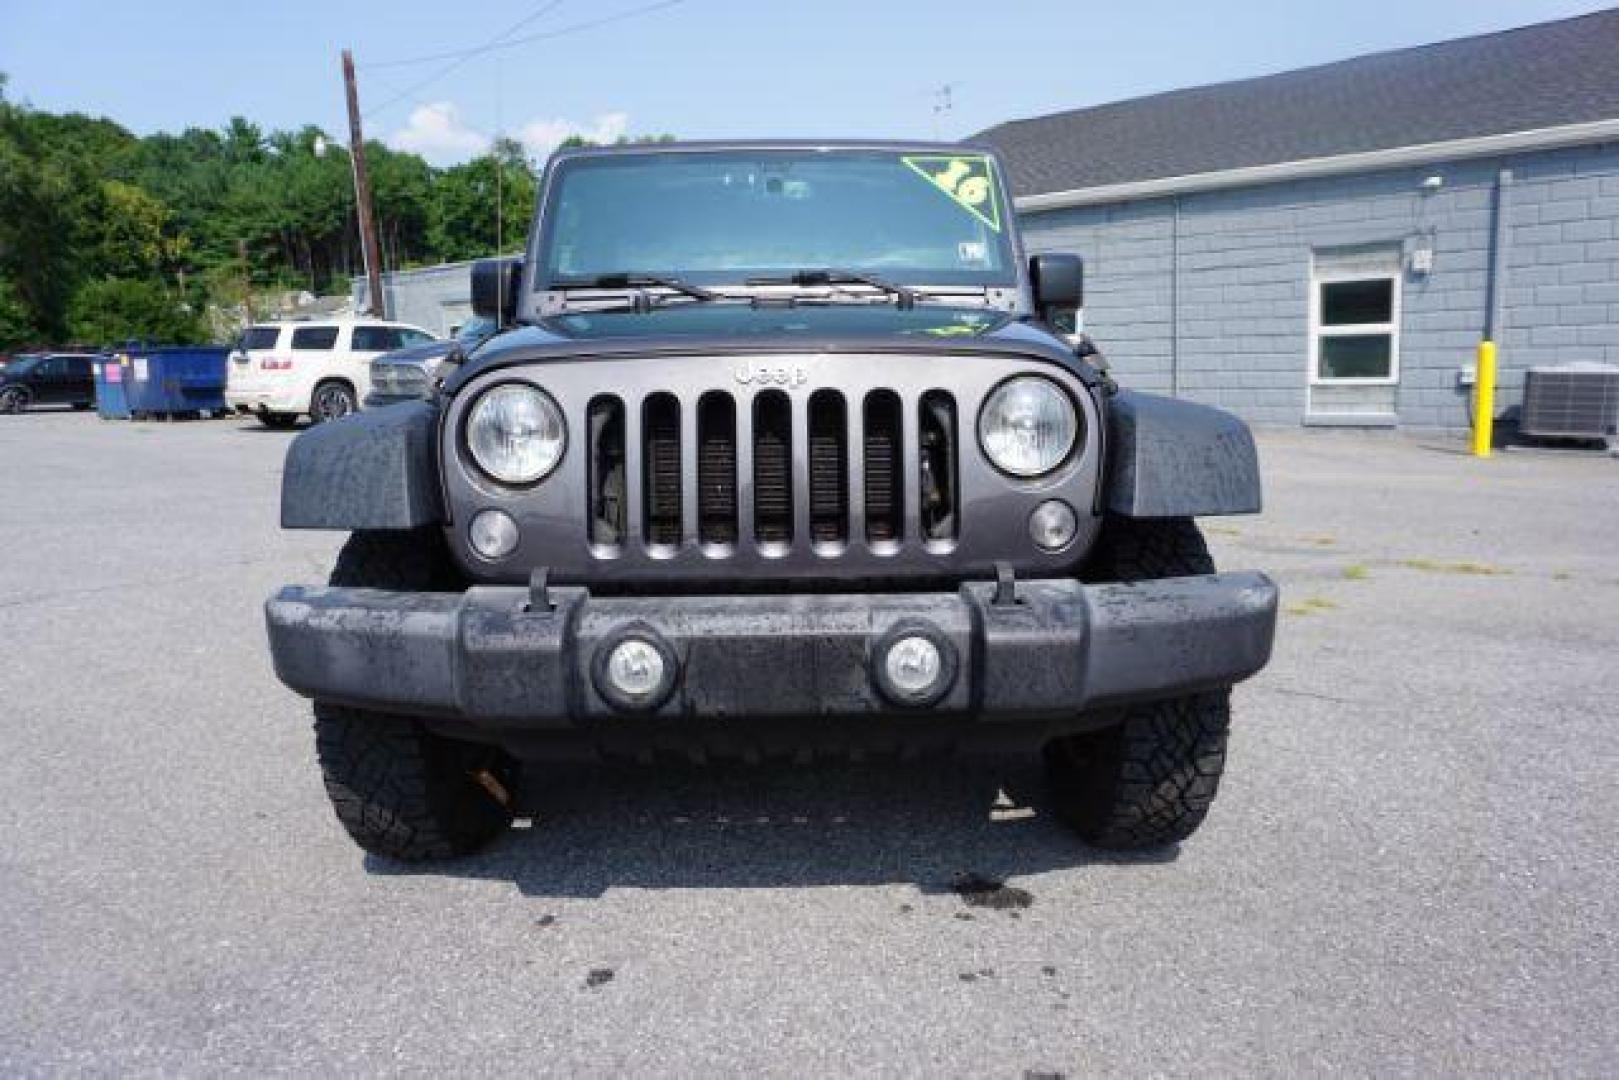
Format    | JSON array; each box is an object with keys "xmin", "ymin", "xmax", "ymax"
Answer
[
  {"xmin": 265, "ymin": 141, "xmax": 1279, "ymax": 862},
  {"xmin": 0, "ymin": 353, "xmax": 98, "ymax": 413},
  {"xmin": 364, "ymin": 315, "xmax": 499, "ymax": 409}
]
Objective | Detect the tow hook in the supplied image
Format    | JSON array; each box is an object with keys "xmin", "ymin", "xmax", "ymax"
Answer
[{"xmin": 471, "ymin": 769, "xmax": 512, "ymax": 808}]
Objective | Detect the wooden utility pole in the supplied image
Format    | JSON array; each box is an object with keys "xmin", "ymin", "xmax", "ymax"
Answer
[{"xmin": 342, "ymin": 49, "xmax": 386, "ymax": 318}]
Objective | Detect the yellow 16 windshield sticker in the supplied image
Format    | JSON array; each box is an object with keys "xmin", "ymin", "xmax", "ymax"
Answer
[{"xmin": 902, "ymin": 154, "xmax": 1002, "ymax": 233}]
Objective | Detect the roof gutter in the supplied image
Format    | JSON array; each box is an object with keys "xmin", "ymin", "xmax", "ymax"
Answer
[{"xmin": 1014, "ymin": 117, "xmax": 1619, "ymax": 211}]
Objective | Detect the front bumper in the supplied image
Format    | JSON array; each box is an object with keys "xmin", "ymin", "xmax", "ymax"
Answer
[{"xmin": 265, "ymin": 573, "xmax": 1277, "ymax": 727}]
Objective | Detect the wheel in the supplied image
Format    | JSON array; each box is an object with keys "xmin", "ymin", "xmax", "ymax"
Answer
[
  {"xmin": 315, "ymin": 705, "xmax": 519, "ymax": 862},
  {"xmin": 257, "ymin": 412, "xmax": 299, "ymax": 429},
  {"xmin": 309, "ymin": 380, "xmax": 357, "ymax": 424},
  {"xmin": 72, "ymin": 401, "xmax": 93, "ymax": 411},
  {"xmin": 1082, "ymin": 514, "xmax": 1215, "ymax": 581},
  {"xmin": 0, "ymin": 386, "xmax": 30, "ymax": 414},
  {"xmin": 313, "ymin": 530, "xmax": 518, "ymax": 860},
  {"xmin": 1045, "ymin": 517, "xmax": 1232, "ymax": 850}
]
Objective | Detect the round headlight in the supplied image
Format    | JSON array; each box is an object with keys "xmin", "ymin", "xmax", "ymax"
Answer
[
  {"xmin": 465, "ymin": 383, "xmax": 565, "ymax": 484},
  {"xmin": 978, "ymin": 377, "xmax": 1078, "ymax": 477}
]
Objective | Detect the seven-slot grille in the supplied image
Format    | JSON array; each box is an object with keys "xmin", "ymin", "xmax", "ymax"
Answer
[{"xmin": 587, "ymin": 387, "xmax": 958, "ymax": 556}]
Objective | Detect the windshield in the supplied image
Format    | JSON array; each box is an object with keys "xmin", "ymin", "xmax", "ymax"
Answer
[
  {"xmin": 537, "ymin": 149, "xmax": 1015, "ymax": 288},
  {"xmin": 455, "ymin": 315, "xmax": 498, "ymax": 342},
  {"xmin": 5, "ymin": 355, "xmax": 41, "ymax": 374}
]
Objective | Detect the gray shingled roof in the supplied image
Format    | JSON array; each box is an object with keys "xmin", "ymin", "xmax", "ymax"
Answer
[{"xmin": 972, "ymin": 9, "xmax": 1619, "ymax": 198}]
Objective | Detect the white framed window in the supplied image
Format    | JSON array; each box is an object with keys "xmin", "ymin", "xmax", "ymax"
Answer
[{"xmin": 1310, "ymin": 253, "xmax": 1401, "ymax": 386}]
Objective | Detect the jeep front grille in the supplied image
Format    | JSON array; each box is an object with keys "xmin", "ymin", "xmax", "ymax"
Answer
[
  {"xmin": 444, "ymin": 352, "xmax": 1103, "ymax": 586},
  {"xmin": 697, "ymin": 392, "xmax": 737, "ymax": 545},
  {"xmin": 863, "ymin": 390, "xmax": 903, "ymax": 544},
  {"xmin": 752, "ymin": 391, "xmax": 793, "ymax": 545},
  {"xmin": 808, "ymin": 391, "xmax": 848, "ymax": 545},
  {"xmin": 642, "ymin": 393, "xmax": 682, "ymax": 546},
  {"xmin": 588, "ymin": 385, "xmax": 937, "ymax": 558}
]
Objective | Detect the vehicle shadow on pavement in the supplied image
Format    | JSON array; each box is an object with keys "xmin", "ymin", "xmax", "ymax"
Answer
[
  {"xmin": 230, "ymin": 422, "xmax": 306, "ymax": 434},
  {"xmin": 365, "ymin": 757, "xmax": 1177, "ymax": 897}
]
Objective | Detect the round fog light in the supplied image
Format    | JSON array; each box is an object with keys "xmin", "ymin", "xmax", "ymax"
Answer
[
  {"xmin": 591, "ymin": 627, "xmax": 678, "ymax": 711},
  {"xmin": 886, "ymin": 636, "xmax": 943, "ymax": 694},
  {"xmin": 1029, "ymin": 499, "xmax": 1078, "ymax": 552},
  {"xmin": 606, "ymin": 639, "xmax": 666, "ymax": 700},
  {"xmin": 469, "ymin": 508, "xmax": 519, "ymax": 559},
  {"xmin": 873, "ymin": 623, "xmax": 958, "ymax": 708}
]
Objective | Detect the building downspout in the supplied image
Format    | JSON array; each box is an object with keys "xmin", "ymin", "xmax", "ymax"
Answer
[
  {"xmin": 1170, "ymin": 195, "xmax": 1182, "ymax": 397},
  {"xmin": 1484, "ymin": 169, "xmax": 1512, "ymax": 342},
  {"xmin": 1474, "ymin": 168, "xmax": 1512, "ymax": 456}
]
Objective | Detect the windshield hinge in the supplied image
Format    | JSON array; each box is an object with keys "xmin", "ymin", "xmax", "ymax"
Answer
[{"xmin": 983, "ymin": 287, "xmax": 1022, "ymax": 312}]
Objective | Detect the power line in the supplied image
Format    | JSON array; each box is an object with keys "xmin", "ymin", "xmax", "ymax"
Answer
[
  {"xmin": 359, "ymin": 0, "xmax": 686, "ymax": 95},
  {"xmin": 363, "ymin": 0, "xmax": 566, "ymax": 71},
  {"xmin": 362, "ymin": 0, "xmax": 567, "ymax": 120}
]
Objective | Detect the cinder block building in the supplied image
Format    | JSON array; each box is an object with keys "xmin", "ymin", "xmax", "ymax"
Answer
[
  {"xmin": 975, "ymin": 10, "xmax": 1619, "ymax": 429},
  {"xmin": 352, "ymin": 260, "xmax": 477, "ymax": 338}
]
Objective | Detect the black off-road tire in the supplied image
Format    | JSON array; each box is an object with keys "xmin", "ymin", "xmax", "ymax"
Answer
[
  {"xmin": 1044, "ymin": 691, "xmax": 1231, "ymax": 850},
  {"xmin": 328, "ymin": 527, "xmax": 465, "ymax": 593},
  {"xmin": 313, "ymin": 529, "xmax": 518, "ymax": 860},
  {"xmin": 1045, "ymin": 516, "xmax": 1232, "ymax": 850},
  {"xmin": 1082, "ymin": 513, "xmax": 1215, "ymax": 580},
  {"xmin": 315, "ymin": 705, "xmax": 518, "ymax": 861}
]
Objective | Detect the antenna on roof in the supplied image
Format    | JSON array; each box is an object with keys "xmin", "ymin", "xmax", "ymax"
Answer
[{"xmin": 931, "ymin": 83, "xmax": 961, "ymax": 139}]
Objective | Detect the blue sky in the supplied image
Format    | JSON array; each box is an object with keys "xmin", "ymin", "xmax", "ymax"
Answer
[{"xmin": 1, "ymin": 0, "xmax": 1612, "ymax": 165}]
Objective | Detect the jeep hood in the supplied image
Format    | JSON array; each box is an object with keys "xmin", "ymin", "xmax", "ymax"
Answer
[{"xmin": 450, "ymin": 304, "xmax": 1096, "ymax": 393}]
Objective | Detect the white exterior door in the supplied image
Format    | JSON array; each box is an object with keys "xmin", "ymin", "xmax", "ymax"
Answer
[{"xmin": 1307, "ymin": 247, "xmax": 1403, "ymax": 422}]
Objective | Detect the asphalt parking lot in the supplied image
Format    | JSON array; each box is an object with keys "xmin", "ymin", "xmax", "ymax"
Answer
[{"xmin": 2, "ymin": 409, "xmax": 1616, "ymax": 1075}]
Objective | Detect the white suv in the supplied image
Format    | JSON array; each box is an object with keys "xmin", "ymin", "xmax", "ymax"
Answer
[{"xmin": 226, "ymin": 317, "xmax": 438, "ymax": 427}]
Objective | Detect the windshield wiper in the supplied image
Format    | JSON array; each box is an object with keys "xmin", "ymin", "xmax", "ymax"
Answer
[
  {"xmin": 554, "ymin": 273, "xmax": 720, "ymax": 308},
  {"xmin": 746, "ymin": 269, "xmax": 918, "ymax": 310}
]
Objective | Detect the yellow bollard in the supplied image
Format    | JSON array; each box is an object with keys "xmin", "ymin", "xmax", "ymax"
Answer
[{"xmin": 1472, "ymin": 340, "xmax": 1497, "ymax": 458}]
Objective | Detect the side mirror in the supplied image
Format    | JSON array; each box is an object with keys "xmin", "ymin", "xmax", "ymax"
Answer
[
  {"xmin": 1029, "ymin": 253, "xmax": 1083, "ymax": 318},
  {"xmin": 471, "ymin": 257, "xmax": 523, "ymax": 325}
]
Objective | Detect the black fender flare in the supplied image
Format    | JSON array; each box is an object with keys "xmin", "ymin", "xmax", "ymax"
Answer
[
  {"xmin": 280, "ymin": 401, "xmax": 445, "ymax": 530},
  {"xmin": 1103, "ymin": 391, "xmax": 1262, "ymax": 518}
]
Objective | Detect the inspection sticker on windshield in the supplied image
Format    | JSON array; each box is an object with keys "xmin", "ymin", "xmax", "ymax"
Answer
[{"xmin": 903, "ymin": 154, "xmax": 1002, "ymax": 232}]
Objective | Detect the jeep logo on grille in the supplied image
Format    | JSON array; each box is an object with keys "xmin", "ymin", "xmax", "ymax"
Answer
[{"xmin": 733, "ymin": 361, "xmax": 808, "ymax": 388}]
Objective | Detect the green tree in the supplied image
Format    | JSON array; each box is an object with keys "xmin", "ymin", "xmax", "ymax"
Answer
[
  {"xmin": 0, "ymin": 72, "xmax": 674, "ymax": 340},
  {"xmin": 0, "ymin": 276, "xmax": 35, "ymax": 349},
  {"xmin": 92, "ymin": 179, "xmax": 186, "ymax": 279},
  {"xmin": 368, "ymin": 140, "xmax": 436, "ymax": 270},
  {"xmin": 429, "ymin": 138, "xmax": 536, "ymax": 261},
  {"xmin": 67, "ymin": 278, "xmax": 202, "ymax": 345},
  {"xmin": 0, "ymin": 93, "xmax": 94, "ymax": 338}
]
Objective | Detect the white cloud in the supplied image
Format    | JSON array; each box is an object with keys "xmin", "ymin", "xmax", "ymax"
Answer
[
  {"xmin": 387, "ymin": 104, "xmax": 634, "ymax": 166},
  {"xmin": 388, "ymin": 102, "xmax": 490, "ymax": 165},
  {"xmin": 517, "ymin": 111, "xmax": 630, "ymax": 158}
]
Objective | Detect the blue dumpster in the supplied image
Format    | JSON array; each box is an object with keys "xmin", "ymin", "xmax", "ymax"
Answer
[
  {"xmin": 122, "ymin": 346, "xmax": 230, "ymax": 419},
  {"xmin": 93, "ymin": 353, "xmax": 132, "ymax": 419}
]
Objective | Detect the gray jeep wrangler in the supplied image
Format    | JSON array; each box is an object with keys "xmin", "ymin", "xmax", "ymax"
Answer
[{"xmin": 266, "ymin": 142, "xmax": 1277, "ymax": 861}]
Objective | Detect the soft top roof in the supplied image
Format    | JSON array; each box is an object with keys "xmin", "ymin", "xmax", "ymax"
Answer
[{"xmin": 547, "ymin": 139, "xmax": 1000, "ymax": 163}]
